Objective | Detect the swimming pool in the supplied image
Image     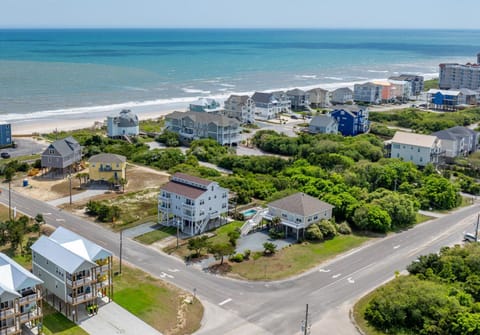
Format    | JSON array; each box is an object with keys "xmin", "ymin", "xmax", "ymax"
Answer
[{"xmin": 241, "ymin": 208, "xmax": 258, "ymax": 219}]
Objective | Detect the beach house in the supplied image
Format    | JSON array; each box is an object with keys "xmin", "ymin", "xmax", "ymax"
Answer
[
  {"xmin": 426, "ymin": 89, "xmax": 462, "ymax": 111},
  {"xmin": 158, "ymin": 173, "xmax": 229, "ymax": 236},
  {"xmin": 432, "ymin": 126, "xmax": 478, "ymax": 160},
  {"xmin": 388, "ymin": 74, "xmax": 424, "ymax": 97},
  {"xmin": 0, "ymin": 122, "xmax": 12, "ymax": 148},
  {"xmin": 308, "ymin": 88, "xmax": 330, "ymax": 108},
  {"xmin": 308, "ymin": 115, "xmax": 338, "ymax": 134},
  {"xmin": 251, "ymin": 91, "xmax": 290, "ymax": 119},
  {"xmin": 88, "ymin": 153, "xmax": 127, "ymax": 185},
  {"xmin": 353, "ymin": 82, "xmax": 383, "ymax": 104},
  {"xmin": 31, "ymin": 227, "xmax": 113, "ymax": 322},
  {"xmin": 189, "ymin": 98, "xmax": 222, "ymax": 113},
  {"xmin": 286, "ymin": 88, "xmax": 310, "ymax": 111},
  {"xmin": 106, "ymin": 109, "xmax": 139, "ymax": 139},
  {"xmin": 165, "ymin": 111, "xmax": 241, "ymax": 146},
  {"xmin": 331, "ymin": 107, "xmax": 369, "ymax": 136},
  {"xmin": 224, "ymin": 95, "xmax": 255, "ymax": 124},
  {"xmin": 0, "ymin": 253, "xmax": 43, "ymax": 335},
  {"xmin": 330, "ymin": 87, "xmax": 353, "ymax": 105},
  {"xmin": 389, "ymin": 131, "xmax": 443, "ymax": 167},
  {"xmin": 263, "ymin": 193, "xmax": 334, "ymax": 240},
  {"xmin": 388, "ymin": 79, "xmax": 412, "ymax": 102},
  {"xmin": 41, "ymin": 136, "xmax": 82, "ymax": 176}
]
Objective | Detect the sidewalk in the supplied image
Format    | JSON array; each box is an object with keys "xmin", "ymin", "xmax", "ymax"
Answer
[
  {"xmin": 47, "ymin": 189, "xmax": 106, "ymax": 206},
  {"xmin": 78, "ymin": 301, "xmax": 162, "ymax": 335}
]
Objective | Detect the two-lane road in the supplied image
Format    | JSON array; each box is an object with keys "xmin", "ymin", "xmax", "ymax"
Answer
[{"xmin": 1, "ymin": 186, "xmax": 478, "ymax": 334}]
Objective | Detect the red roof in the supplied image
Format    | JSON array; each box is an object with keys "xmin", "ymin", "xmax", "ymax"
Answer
[
  {"xmin": 162, "ymin": 181, "xmax": 206, "ymax": 199},
  {"xmin": 172, "ymin": 172, "xmax": 212, "ymax": 187}
]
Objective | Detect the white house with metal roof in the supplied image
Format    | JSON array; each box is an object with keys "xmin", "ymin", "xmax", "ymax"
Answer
[
  {"xmin": 106, "ymin": 109, "xmax": 140, "ymax": 138},
  {"xmin": 31, "ymin": 227, "xmax": 113, "ymax": 322},
  {"xmin": 389, "ymin": 131, "xmax": 443, "ymax": 166},
  {"xmin": 308, "ymin": 115, "xmax": 338, "ymax": 134},
  {"xmin": 158, "ymin": 173, "xmax": 229, "ymax": 236},
  {"xmin": 263, "ymin": 192, "xmax": 334, "ymax": 240},
  {"xmin": 0, "ymin": 253, "xmax": 43, "ymax": 335}
]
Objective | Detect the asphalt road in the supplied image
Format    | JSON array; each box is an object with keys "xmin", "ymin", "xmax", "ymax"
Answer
[{"xmin": 0, "ymin": 186, "xmax": 478, "ymax": 335}]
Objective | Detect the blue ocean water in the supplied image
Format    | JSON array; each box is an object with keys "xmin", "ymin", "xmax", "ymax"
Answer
[{"xmin": 0, "ymin": 29, "xmax": 479, "ymax": 122}]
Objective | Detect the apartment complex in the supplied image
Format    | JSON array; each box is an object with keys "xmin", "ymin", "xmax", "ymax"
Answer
[
  {"xmin": 0, "ymin": 253, "xmax": 43, "ymax": 335},
  {"xmin": 388, "ymin": 74, "xmax": 424, "ymax": 97},
  {"xmin": 439, "ymin": 54, "xmax": 480, "ymax": 90},
  {"xmin": 158, "ymin": 173, "xmax": 229, "ymax": 236},
  {"xmin": 31, "ymin": 227, "xmax": 113, "ymax": 322},
  {"xmin": 165, "ymin": 111, "xmax": 241, "ymax": 145}
]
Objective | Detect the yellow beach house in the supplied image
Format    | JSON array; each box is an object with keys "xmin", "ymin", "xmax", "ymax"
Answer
[{"xmin": 88, "ymin": 153, "xmax": 126, "ymax": 183}]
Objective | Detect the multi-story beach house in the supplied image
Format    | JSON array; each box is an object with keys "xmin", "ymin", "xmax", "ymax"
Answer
[
  {"xmin": 41, "ymin": 136, "xmax": 82, "ymax": 175},
  {"xmin": 189, "ymin": 98, "xmax": 222, "ymax": 113},
  {"xmin": 251, "ymin": 91, "xmax": 290, "ymax": 119},
  {"xmin": 158, "ymin": 173, "xmax": 229, "ymax": 236},
  {"xmin": 31, "ymin": 227, "xmax": 113, "ymax": 322},
  {"xmin": 0, "ymin": 253, "xmax": 43, "ymax": 335},
  {"xmin": 388, "ymin": 79, "xmax": 412, "ymax": 101},
  {"xmin": 389, "ymin": 131, "xmax": 443, "ymax": 167},
  {"xmin": 224, "ymin": 95, "xmax": 255, "ymax": 124},
  {"xmin": 388, "ymin": 74, "xmax": 424, "ymax": 97},
  {"xmin": 330, "ymin": 87, "xmax": 353, "ymax": 105},
  {"xmin": 331, "ymin": 107, "xmax": 369, "ymax": 136},
  {"xmin": 432, "ymin": 126, "xmax": 478, "ymax": 160},
  {"xmin": 308, "ymin": 115, "xmax": 338, "ymax": 134},
  {"xmin": 106, "ymin": 109, "xmax": 139, "ymax": 138},
  {"xmin": 353, "ymin": 82, "xmax": 383, "ymax": 104},
  {"xmin": 426, "ymin": 89, "xmax": 463, "ymax": 111},
  {"xmin": 263, "ymin": 192, "xmax": 334, "ymax": 240},
  {"xmin": 165, "ymin": 111, "xmax": 241, "ymax": 146},
  {"xmin": 286, "ymin": 88, "xmax": 310, "ymax": 111},
  {"xmin": 308, "ymin": 88, "xmax": 330, "ymax": 108},
  {"xmin": 0, "ymin": 122, "xmax": 12, "ymax": 148},
  {"xmin": 439, "ymin": 56, "xmax": 480, "ymax": 90},
  {"xmin": 88, "ymin": 153, "xmax": 127, "ymax": 184}
]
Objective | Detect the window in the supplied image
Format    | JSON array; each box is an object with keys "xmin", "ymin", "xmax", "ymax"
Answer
[
  {"xmin": 200, "ymin": 200, "xmax": 204, "ymax": 205},
  {"xmin": 282, "ymin": 213, "xmax": 287, "ymax": 218},
  {"xmin": 222, "ymin": 203, "xmax": 226, "ymax": 208}
]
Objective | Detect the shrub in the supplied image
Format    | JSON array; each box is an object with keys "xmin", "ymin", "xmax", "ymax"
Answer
[
  {"xmin": 305, "ymin": 224, "xmax": 324, "ymax": 241},
  {"xmin": 268, "ymin": 228, "xmax": 285, "ymax": 240},
  {"xmin": 317, "ymin": 219, "xmax": 337, "ymax": 239},
  {"xmin": 263, "ymin": 242, "xmax": 277, "ymax": 255},
  {"xmin": 337, "ymin": 222, "xmax": 352, "ymax": 235},
  {"xmin": 230, "ymin": 253, "xmax": 244, "ymax": 262},
  {"xmin": 243, "ymin": 249, "xmax": 251, "ymax": 260}
]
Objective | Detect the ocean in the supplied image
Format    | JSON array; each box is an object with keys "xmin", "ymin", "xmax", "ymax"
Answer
[{"xmin": 1, "ymin": 29, "xmax": 480, "ymax": 123}]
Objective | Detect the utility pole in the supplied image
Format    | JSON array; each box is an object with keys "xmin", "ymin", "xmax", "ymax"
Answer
[
  {"xmin": 176, "ymin": 216, "xmax": 180, "ymax": 249},
  {"xmin": 8, "ymin": 179, "xmax": 11, "ymax": 220},
  {"xmin": 301, "ymin": 303, "xmax": 310, "ymax": 335},
  {"xmin": 69, "ymin": 174, "xmax": 72, "ymax": 205},
  {"xmin": 475, "ymin": 213, "xmax": 479, "ymax": 242},
  {"xmin": 119, "ymin": 229, "xmax": 123, "ymax": 274}
]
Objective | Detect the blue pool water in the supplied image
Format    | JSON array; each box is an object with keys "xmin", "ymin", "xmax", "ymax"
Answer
[{"xmin": 242, "ymin": 209, "xmax": 258, "ymax": 218}]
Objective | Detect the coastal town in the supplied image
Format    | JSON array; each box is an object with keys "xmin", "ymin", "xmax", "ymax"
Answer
[{"xmin": 1, "ymin": 40, "xmax": 480, "ymax": 335}]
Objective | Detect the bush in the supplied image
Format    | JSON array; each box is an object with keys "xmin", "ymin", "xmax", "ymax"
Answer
[
  {"xmin": 317, "ymin": 219, "xmax": 337, "ymax": 239},
  {"xmin": 305, "ymin": 224, "xmax": 324, "ymax": 241},
  {"xmin": 337, "ymin": 222, "xmax": 352, "ymax": 235},
  {"xmin": 268, "ymin": 228, "xmax": 285, "ymax": 239},
  {"xmin": 243, "ymin": 249, "xmax": 251, "ymax": 260},
  {"xmin": 230, "ymin": 253, "xmax": 244, "ymax": 262}
]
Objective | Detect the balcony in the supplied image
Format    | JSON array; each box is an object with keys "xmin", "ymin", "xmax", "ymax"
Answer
[
  {"xmin": 0, "ymin": 325, "xmax": 19, "ymax": 335},
  {"xmin": 66, "ymin": 276, "xmax": 95, "ymax": 288},
  {"xmin": 67, "ymin": 292, "xmax": 94, "ymax": 305},
  {"xmin": 19, "ymin": 308, "xmax": 41, "ymax": 323},
  {"xmin": 0, "ymin": 308, "xmax": 16, "ymax": 321},
  {"xmin": 182, "ymin": 202, "xmax": 195, "ymax": 210},
  {"xmin": 18, "ymin": 292, "xmax": 39, "ymax": 306}
]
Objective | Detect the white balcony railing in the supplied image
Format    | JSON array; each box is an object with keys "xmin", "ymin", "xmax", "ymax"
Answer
[
  {"xmin": 67, "ymin": 293, "xmax": 93, "ymax": 305},
  {"xmin": 0, "ymin": 308, "xmax": 15, "ymax": 320},
  {"xmin": 18, "ymin": 293, "xmax": 39, "ymax": 306},
  {"xmin": 66, "ymin": 276, "xmax": 94, "ymax": 287}
]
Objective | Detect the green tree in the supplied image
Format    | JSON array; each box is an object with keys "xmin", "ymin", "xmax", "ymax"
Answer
[
  {"xmin": 34, "ymin": 213, "xmax": 45, "ymax": 236},
  {"xmin": 187, "ymin": 235, "xmax": 209, "ymax": 257},
  {"xmin": 209, "ymin": 243, "xmax": 235, "ymax": 265},
  {"xmin": 305, "ymin": 224, "xmax": 323, "ymax": 241},
  {"xmin": 420, "ymin": 175, "xmax": 461, "ymax": 210},
  {"xmin": 263, "ymin": 242, "xmax": 277, "ymax": 255},
  {"xmin": 353, "ymin": 204, "xmax": 392, "ymax": 233}
]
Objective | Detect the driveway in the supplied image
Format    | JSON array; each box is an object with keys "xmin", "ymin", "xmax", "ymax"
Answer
[
  {"xmin": 236, "ymin": 230, "xmax": 296, "ymax": 253},
  {"xmin": 0, "ymin": 137, "xmax": 48, "ymax": 158},
  {"xmin": 47, "ymin": 188, "xmax": 107, "ymax": 206}
]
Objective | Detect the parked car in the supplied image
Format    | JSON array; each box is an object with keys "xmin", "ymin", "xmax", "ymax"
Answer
[
  {"xmin": 0, "ymin": 152, "xmax": 10, "ymax": 159},
  {"xmin": 464, "ymin": 233, "xmax": 477, "ymax": 242}
]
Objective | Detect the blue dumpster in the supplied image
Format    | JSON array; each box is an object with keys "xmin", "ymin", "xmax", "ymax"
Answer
[{"xmin": 23, "ymin": 179, "xmax": 28, "ymax": 187}]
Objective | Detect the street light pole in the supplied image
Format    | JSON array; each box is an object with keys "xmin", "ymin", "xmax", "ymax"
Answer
[
  {"xmin": 8, "ymin": 180, "xmax": 11, "ymax": 220},
  {"xmin": 176, "ymin": 217, "xmax": 180, "ymax": 249},
  {"xmin": 69, "ymin": 174, "xmax": 72, "ymax": 205},
  {"xmin": 119, "ymin": 229, "xmax": 123, "ymax": 274}
]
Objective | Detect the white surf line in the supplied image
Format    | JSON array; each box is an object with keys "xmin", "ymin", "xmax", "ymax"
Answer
[{"xmin": 218, "ymin": 298, "xmax": 232, "ymax": 306}]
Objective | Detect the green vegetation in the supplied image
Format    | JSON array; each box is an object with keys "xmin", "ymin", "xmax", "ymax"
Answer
[
  {"xmin": 423, "ymin": 78, "xmax": 439, "ymax": 91},
  {"xmin": 356, "ymin": 243, "xmax": 480, "ymax": 335},
  {"xmin": 139, "ymin": 118, "xmax": 165, "ymax": 133},
  {"xmin": 134, "ymin": 226, "xmax": 177, "ymax": 244},
  {"xmin": 114, "ymin": 261, "xmax": 203, "ymax": 335},
  {"xmin": 43, "ymin": 305, "xmax": 88, "ymax": 335}
]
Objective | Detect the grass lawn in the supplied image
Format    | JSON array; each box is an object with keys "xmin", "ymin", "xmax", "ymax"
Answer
[
  {"xmin": 42, "ymin": 304, "xmax": 88, "ymax": 335},
  {"xmin": 113, "ymin": 261, "xmax": 203, "ymax": 335},
  {"xmin": 0, "ymin": 203, "xmax": 9, "ymax": 221},
  {"xmin": 415, "ymin": 212, "xmax": 434, "ymax": 224},
  {"xmin": 229, "ymin": 234, "xmax": 370, "ymax": 281},
  {"xmin": 134, "ymin": 226, "xmax": 177, "ymax": 244},
  {"xmin": 352, "ymin": 290, "xmax": 387, "ymax": 335}
]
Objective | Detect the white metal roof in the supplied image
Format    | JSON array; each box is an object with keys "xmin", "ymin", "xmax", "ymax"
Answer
[
  {"xmin": 0, "ymin": 253, "xmax": 43, "ymax": 301},
  {"xmin": 391, "ymin": 131, "xmax": 439, "ymax": 148},
  {"xmin": 427, "ymin": 89, "xmax": 462, "ymax": 96}
]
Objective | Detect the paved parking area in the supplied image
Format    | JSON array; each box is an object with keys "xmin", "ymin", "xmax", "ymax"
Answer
[{"xmin": 236, "ymin": 230, "xmax": 296, "ymax": 253}]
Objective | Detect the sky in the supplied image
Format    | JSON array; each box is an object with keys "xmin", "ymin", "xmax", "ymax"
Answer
[{"xmin": 2, "ymin": 0, "xmax": 480, "ymax": 29}]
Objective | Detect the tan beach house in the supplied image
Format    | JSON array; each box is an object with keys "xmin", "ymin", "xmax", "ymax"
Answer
[{"xmin": 88, "ymin": 153, "xmax": 127, "ymax": 185}]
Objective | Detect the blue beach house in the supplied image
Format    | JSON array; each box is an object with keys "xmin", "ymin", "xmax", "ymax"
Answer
[
  {"xmin": 0, "ymin": 122, "xmax": 12, "ymax": 148},
  {"xmin": 331, "ymin": 107, "xmax": 369, "ymax": 136},
  {"xmin": 427, "ymin": 89, "xmax": 461, "ymax": 111}
]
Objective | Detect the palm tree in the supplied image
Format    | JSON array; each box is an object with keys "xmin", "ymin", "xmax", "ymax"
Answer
[{"xmin": 34, "ymin": 213, "xmax": 45, "ymax": 236}]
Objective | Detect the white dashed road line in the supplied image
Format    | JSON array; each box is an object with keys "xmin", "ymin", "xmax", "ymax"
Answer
[{"xmin": 218, "ymin": 298, "xmax": 232, "ymax": 306}]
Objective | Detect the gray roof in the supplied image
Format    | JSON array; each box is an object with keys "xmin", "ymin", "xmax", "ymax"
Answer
[
  {"xmin": 388, "ymin": 74, "xmax": 423, "ymax": 81},
  {"xmin": 432, "ymin": 130, "xmax": 460, "ymax": 141},
  {"xmin": 173, "ymin": 172, "xmax": 212, "ymax": 187},
  {"xmin": 252, "ymin": 92, "xmax": 274, "ymax": 104},
  {"xmin": 459, "ymin": 88, "xmax": 478, "ymax": 95},
  {"xmin": 308, "ymin": 87, "xmax": 329, "ymax": 94},
  {"xmin": 226, "ymin": 95, "xmax": 250, "ymax": 106},
  {"xmin": 268, "ymin": 192, "xmax": 334, "ymax": 217},
  {"xmin": 286, "ymin": 88, "xmax": 307, "ymax": 96},
  {"xmin": 47, "ymin": 136, "xmax": 80, "ymax": 157},
  {"xmin": 116, "ymin": 109, "xmax": 139, "ymax": 127},
  {"xmin": 0, "ymin": 253, "xmax": 43, "ymax": 300},
  {"xmin": 332, "ymin": 87, "xmax": 353, "ymax": 94},
  {"xmin": 31, "ymin": 227, "xmax": 112, "ymax": 274},
  {"xmin": 448, "ymin": 126, "xmax": 476, "ymax": 136},
  {"xmin": 166, "ymin": 111, "xmax": 240, "ymax": 127},
  {"xmin": 310, "ymin": 115, "xmax": 337, "ymax": 128},
  {"xmin": 88, "ymin": 153, "xmax": 126, "ymax": 164}
]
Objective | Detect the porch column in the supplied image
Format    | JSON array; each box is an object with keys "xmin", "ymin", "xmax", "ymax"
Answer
[{"xmin": 296, "ymin": 228, "xmax": 299, "ymax": 241}]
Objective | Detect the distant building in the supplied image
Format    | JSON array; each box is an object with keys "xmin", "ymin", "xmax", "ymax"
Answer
[
  {"xmin": 251, "ymin": 91, "xmax": 290, "ymax": 119},
  {"xmin": 224, "ymin": 95, "xmax": 255, "ymax": 124},
  {"xmin": 331, "ymin": 107, "xmax": 369, "ymax": 136},
  {"xmin": 286, "ymin": 88, "xmax": 310, "ymax": 110},
  {"xmin": 330, "ymin": 87, "xmax": 353, "ymax": 104},
  {"xmin": 426, "ymin": 89, "xmax": 462, "ymax": 111},
  {"xmin": 308, "ymin": 88, "xmax": 330, "ymax": 108},
  {"xmin": 263, "ymin": 192, "xmax": 334, "ymax": 240},
  {"xmin": 106, "ymin": 109, "xmax": 139, "ymax": 138},
  {"xmin": 165, "ymin": 111, "xmax": 241, "ymax": 146},
  {"xmin": 353, "ymin": 82, "xmax": 382, "ymax": 104},
  {"xmin": 88, "ymin": 153, "xmax": 127, "ymax": 184},
  {"xmin": 189, "ymin": 98, "xmax": 222, "ymax": 113},
  {"xmin": 388, "ymin": 79, "xmax": 412, "ymax": 101},
  {"xmin": 389, "ymin": 131, "xmax": 443, "ymax": 166},
  {"xmin": 439, "ymin": 57, "xmax": 480, "ymax": 90},
  {"xmin": 458, "ymin": 88, "xmax": 479, "ymax": 105},
  {"xmin": 0, "ymin": 253, "xmax": 43, "ymax": 335},
  {"xmin": 31, "ymin": 227, "xmax": 113, "ymax": 322},
  {"xmin": 0, "ymin": 122, "xmax": 12, "ymax": 148},
  {"xmin": 158, "ymin": 173, "xmax": 229, "ymax": 236},
  {"xmin": 388, "ymin": 74, "xmax": 424, "ymax": 97},
  {"xmin": 41, "ymin": 136, "xmax": 82, "ymax": 175},
  {"xmin": 432, "ymin": 126, "xmax": 477, "ymax": 159},
  {"xmin": 308, "ymin": 115, "xmax": 338, "ymax": 134}
]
